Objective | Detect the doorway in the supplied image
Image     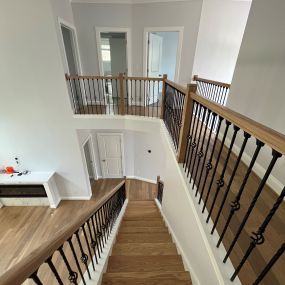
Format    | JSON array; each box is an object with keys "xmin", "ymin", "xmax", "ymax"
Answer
[
  {"xmin": 59, "ymin": 20, "xmax": 81, "ymax": 75},
  {"xmin": 96, "ymin": 28, "xmax": 131, "ymax": 76},
  {"xmin": 144, "ymin": 27, "xmax": 183, "ymax": 82},
  {"xmin": 83, "ymin": 136, "xmax": 97, "ymax": 181},
  {"xmin": 97, "ymin": 134, "xmax": 124, "ymax": 178}
]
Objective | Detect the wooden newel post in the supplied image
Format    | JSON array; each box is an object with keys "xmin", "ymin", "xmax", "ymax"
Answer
[
  {"xmin": 119, "ymin": 73, "xmax": 125, "ymax": 115},
  {"xmin": 177, "ymin": 83, "xmax": 197, "ymax": 163},
  {"xmin": 160, "ymin": 74, "xmax": 168, "ymax": 119}
]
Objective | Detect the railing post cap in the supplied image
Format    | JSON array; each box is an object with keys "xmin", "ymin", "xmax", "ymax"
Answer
[{"xmin": 163, "ymin": 74, "xmax": 167, "ymax": 79}]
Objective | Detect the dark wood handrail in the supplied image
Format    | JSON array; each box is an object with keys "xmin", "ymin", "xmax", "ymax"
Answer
[
  {"xmin": 0, "ymin": 181, "xmax": 125, "ymax": 285},
  {"xmin": 193, "ymin": 75, "xmax": 231, "ymax": 88},
  {"xmin": 191, "ymin": 92, "xmax": 285, "ymax": 155}
]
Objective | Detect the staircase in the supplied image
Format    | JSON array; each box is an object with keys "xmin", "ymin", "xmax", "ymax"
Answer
[{"xmin": 102, "ymin": 200, "xmax": 192, "ymax": 285}]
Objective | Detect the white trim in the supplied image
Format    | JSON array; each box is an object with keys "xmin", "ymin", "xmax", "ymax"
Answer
[
  {"xmin": 143, "ymin": 26, "xmax": 184, "ymax": 82},
  {"xmin": 95, "ymin": 27, "xmax": 132, "ymax": 76},
  {"xmin": 79, "ymin": 199, "xmax": 128, "ymax": 285},
  {"xmin": 72, "ymin": 0, "xmax": 193, "ymax": 4},
  {"xmin": 126, "ymin": 175, "xmax": 156, "ymax": 184},
  {"xmin": 155, "ymin": 198, "xmax": 201, "ymax": 285},
  {"xmin": 60, "ymin": 194, "xmax": 92, "ymax": 200},
  {"xmin": 58, "ymin": 17, "xmax": 83, "ymax": 75},
  {"xmin": 82, "ymin": 134, "xmax": 98, "ymax": 180},
  {"xmin": 97, "ymin": 133, "xmax": 126, "ymax": 178}
]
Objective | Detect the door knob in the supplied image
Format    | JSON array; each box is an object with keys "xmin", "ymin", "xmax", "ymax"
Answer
[{"xmin": 102, "ymin": 159, "xmax": 106, "ymax": 162}]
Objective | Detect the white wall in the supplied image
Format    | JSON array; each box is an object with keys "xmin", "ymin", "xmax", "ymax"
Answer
[
  {"xmin": 72, "ymin": 3, "xmax": 133, "ymax": 75},
  {"xmin": 227, "ymin": 0, "xmax": 285, "ymax": 189},
  {"xmin": 192, "ymin": 0, "xmax": 251, "ymax": 83},
  {"xmin": 0, "ymin": 0, "xmax": 90, "ymax": 198},
  {"xmin": 77, "ymin": 127, "xmax": 163, "ymax": 182},
  {"xmin": 72, "ymin": 1, "xmax": 203, "ymax": 84},
  {"xmin": 156, "ymin": 31, "xmax": 179, "ymax": 81}
]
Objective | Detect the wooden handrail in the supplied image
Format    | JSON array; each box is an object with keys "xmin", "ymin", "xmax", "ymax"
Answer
[
  {"xmin": 65, "ymin": 74, "xmax": 163, "ymax": 81},
  {"xmin": 165, "ymin": 79, "xmax": 187, "ymax": 94},
  {"xmin": 193, "ymin": 75, "xmax": 231, "ymax": 88},
  {"xmin": 0, "ymin": 181, "xmax": 125, "ymax": 285},
  {"xmin": 191, "ymin": 92, "xmax": 285, "ymax": 155}
]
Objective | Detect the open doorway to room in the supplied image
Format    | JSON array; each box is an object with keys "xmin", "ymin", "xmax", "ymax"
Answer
[
  {"xmin": 59, "ymin": 20, "xmax": 81, "ymax": 75},
  {"xmin": 144, "ymin": 27, "xmax": 183, "ymax": 82},
  {"xmin": 96, "ymin": 28, "xmax": 131, "ymax": 110},
  {"xmin": 82, "ymin": 136, "xmax": 97, "ymax": 182}
]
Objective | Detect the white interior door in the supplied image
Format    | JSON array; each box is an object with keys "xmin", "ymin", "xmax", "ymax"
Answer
[
  {"xmin": 97, "ymin": 134, "xmax": 123, "ymax": 178},
  {"xmin": 147, "ymin": 33, "xmax": 163, "ymax": 105},
  {"xmin": 148, "ymin": 33, "xmax": 163, "ymax": 78}
]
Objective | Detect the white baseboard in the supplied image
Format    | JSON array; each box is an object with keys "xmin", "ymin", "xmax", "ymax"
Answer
[
  {"xmin": 155, "ymin": 199, "xmax": 201, "ymax": 285},
  {"xmin": 126, "ymin": 175, "xmax": 157, "ymax": 184},
  {"xmin": 79, "ymin": 199, "xmax": 128, "ymax": 285}
]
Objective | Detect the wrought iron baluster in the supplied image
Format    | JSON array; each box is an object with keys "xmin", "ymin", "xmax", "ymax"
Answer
[
  {"xmin": 86, "ymin": 219, "xmax": 98, "ymax": 264},
  {"xmin": 211, "ymin": 132, "xmax": 250, "ymax": 234},
  {"xmin": 187, "ymin": 103, "xmax": 202, "ymax": 178},
  {"xmin": 73, "ymin": 78, "xmax": 83, "ymax": 114},
  {"xmin": 189, "ymin": 105, "xmax": 207, "ymax": 183},
  {"xmin": 217, "ymin": 139, "xmax": 264, "ymax": 247},
  {"xmin": 199, "ymin": 116, "xmax": 224, "ymax": 208},
  {"xmin": 197, "ymin": 114, "xmax": 219, "ymax": 203},
  {"xmin": 30, "ymin": 271, "xmax": 43, "ymax": 285},
  {"xmin": 224, "ymin": 149, "xmax": 282, "ymax": 262},
  {"xmin": 81, "ymin": 224, "xmax": 95, "ymax": 271},
  {"xmin": 193, "ymin": 108, "xmax": 211, "ymax": 191},
  {"xmin": 58, "ymin": 245, "xmax": 78, "ymax": 284},
  {"xmin": 253, "ymin": 243, "xmax": 285, "ymax": 285},
  {"xmin": 75, "ymin": 230, "xmax": 91, "ymax": 279},
  {"xmin": 46, "ymin": 257, "xmax": 64, "ymax": 284},
  {"xmin": 206, "ymin": 125, "xmax": 239, "ymax": 223},
  {"xmin": 68, "ymin": 237, "xmax": 86, "ymax": 285},
  {"xmin": 231, "ymin": 186, "xmax": 285, "ymax": 281},
  {"xmin": 87, "ymin": 79, "xmax": 94, "ymax": 114}
]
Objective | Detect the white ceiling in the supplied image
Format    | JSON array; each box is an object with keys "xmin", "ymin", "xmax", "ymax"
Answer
[{"xmin": 71, "ymin": 0, "xmax": 192, "ymax": 4}]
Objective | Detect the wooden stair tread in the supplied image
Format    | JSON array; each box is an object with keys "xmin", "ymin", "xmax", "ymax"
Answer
[
  {"xmin": 119, "ymin": 226, "xmax": 168, "ymax": 233},
  {"xmin": 121, "ymin": 220, "xmax": 165, "ymax": 227},
  {"xmin": 127, "ymin": 201, "xmax": 156, "ymax": 206},
  {"xmin": 117, "ymin": 233, "xmax": 172, "ymax": 243},
  {"xmin": 103, "ymin": 271, "xmax": 191, "ymax": 280},
  {"xmin": 112, "ymin": 242, "xmax": 177, "ymax": 255},
  {"xmin": 107, "ymin": 255, "xmax": 185, "ymax": 272},
  {"xmin": 102, "ymin": 278, "xmax": 192, "ymax": 285},
  {"xmin": 123, "ymin": 216, "xmax": 162, "ymax": 221}
]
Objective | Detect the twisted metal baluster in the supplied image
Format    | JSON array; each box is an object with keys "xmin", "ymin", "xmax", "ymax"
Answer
[
  {"xmin": 231, "ymin": 186, "xmax": 285, "ymax": 281},
  {"xmin": 224, "ymin": 149, "xmax": 282, "ymax": 262},
  {"xmin": 253, "ymin": 243, "xmax": 285, "ymax": 285},
  {"xmin": 217, "ymin": 139, "xmax": 264, "ymax": 247},
  {"xmin": 206, "ymin": 125, "xmax": 239, "ymax": 222},
  {"xmin": 211, "ymin": 132, "xmax": 250, "ymax": 234},
  {"xmin": 202, "ymin": 120, "xmax": 231, "ymax": 213}
]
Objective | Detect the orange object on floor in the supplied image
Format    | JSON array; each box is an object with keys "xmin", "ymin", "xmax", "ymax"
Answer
[{"xmin": 5, "ymin": 167, "xmax": 15, "ymax": 174}]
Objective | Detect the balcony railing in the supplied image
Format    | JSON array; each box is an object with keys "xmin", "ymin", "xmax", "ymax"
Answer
[
  {"xmin": 65, "ymin": 74, "xmax": 164, "ymax": 117},
  {"xmin": 193, "ymin": 75, "xmax": 230, "ymax": 106}
]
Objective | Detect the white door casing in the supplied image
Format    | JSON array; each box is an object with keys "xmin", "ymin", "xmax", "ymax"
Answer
[{"xmin": 97, "ymin": 134, "xmax": 124, "ymax": 178}]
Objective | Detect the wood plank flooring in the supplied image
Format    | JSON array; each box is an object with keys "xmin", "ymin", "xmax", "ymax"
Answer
[{"xmin": 102, "ymin": 201, "xmax": 192, "ymax": 285}]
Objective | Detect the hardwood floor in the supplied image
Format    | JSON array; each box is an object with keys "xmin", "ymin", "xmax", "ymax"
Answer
[
  {"xmin": 102, "ymin": 201, "xmax": 192, "ymax": 285},
  {"xmin": 76, "ymin": 104, "xmax": 161, "ymax": 117},
  {"xmin": 0, "ymin": 178, "xmax": 123, "ymax": 276}
]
